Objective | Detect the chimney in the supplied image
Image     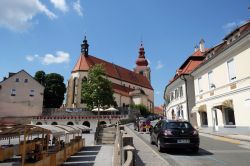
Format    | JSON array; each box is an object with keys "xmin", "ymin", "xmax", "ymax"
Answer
[
  {"xmin": 199, "ymin": 38, "xmax": 205, "ymax": 52},
  {"xmin": 194, "ymin": 45, "xmax": 199, "ymax": 52}
]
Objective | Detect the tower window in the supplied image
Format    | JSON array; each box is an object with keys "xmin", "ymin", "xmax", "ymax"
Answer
[{"xmin": 139, "ymin": 71, "xmax": 143, "ymax": 75}]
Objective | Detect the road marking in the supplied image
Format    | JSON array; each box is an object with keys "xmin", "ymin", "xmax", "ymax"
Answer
[
  {"xmin": 213, "ymin": 136, "xmax": 241, "ymax": 144},
  {"xmin": 200, "ymin": 133, "xmax": 241, "ymax": 144}
]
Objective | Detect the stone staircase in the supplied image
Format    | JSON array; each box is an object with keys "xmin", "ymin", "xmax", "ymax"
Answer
[{"xmin": 96, "ymin": 126, "xmax": 116, "ymax": 144}]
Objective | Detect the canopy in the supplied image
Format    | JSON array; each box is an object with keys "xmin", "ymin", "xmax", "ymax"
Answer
[
  {"xmin": 191, "ymin": 104, "xmax": 207, "ymax": 113},
  {"xmin": 105, "ymin": 107, "xmax": 119, "ymax": 112},
  {"xmin": 0, "ymin": 124, "xmax": 83, "ymax": 139},
  {"xmin": 213, "ymin": 99, "xmax": 233, "ymax": 109},
  {"xmin": 92, "ymin": 107, "xmax": 104, "ymax": 111}
]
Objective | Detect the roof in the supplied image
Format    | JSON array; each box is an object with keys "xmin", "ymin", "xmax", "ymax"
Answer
[
  {"xmin": 154, "ymin": 106, "xmax": 164, "ymax": 114},
  {"xmin": 112, "ymin": 83, "xmax": 133, "ymax": 97},
  {"xmin": 167, "ymin": 50, "xmax": 206, "ymax": 85},
  {"xmin": 72, "ymin": 54, "xmax": 153, "ymax": 90},
  {"xmin": 0, "ymin": 69, "xmax": 45, "ymax": 89}
]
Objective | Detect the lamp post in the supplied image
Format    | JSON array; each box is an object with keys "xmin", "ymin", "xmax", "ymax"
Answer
[{"xmin": 97, "ymin": 99, "xmax": 100, "ymax": 127}]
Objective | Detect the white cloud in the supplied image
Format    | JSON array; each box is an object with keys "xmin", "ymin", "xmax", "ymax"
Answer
[
  {"xmin": 50, "ymin": 0, "xmax": 68, "ymax": 12},
  {"xmin": 223, "ymin": 20, "xmax": 246, "ymax": 33},
  {"xmin": 156, "ymin": 60, "xmax": 163, "ymax": 70},
  {"xmin": 0, "ymin": 0, "xmax": 56, "ymax": 32},
  {"xmin": 73, "ymin": 0, "xmax": 83, "ymax": 16},
  {"xmin": 26, "ymin": 51, "xmax": 70, "ymax": 65},
  {"xmin": 26, "ymin": 55, "xmax": 35, "ymax": 61}
]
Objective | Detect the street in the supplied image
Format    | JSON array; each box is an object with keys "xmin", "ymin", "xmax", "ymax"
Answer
[{"xmin": 127, "ymin": 123, "xmax": 250, "ymax": 166}]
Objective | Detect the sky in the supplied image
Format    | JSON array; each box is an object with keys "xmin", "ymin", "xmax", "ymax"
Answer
[{"xmin": 0, "ymin": 0, "xmax": 249, "ymax": 106}]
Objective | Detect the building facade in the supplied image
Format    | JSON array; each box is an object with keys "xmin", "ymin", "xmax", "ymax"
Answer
[
  {"xmin": 66, "ymin": 37, "xmax": 154, "ymax": 111},
  {"xmin": 191, "ymin": 21, "xmax": 250, "ymax": 132},
  {"xmin": 0, "ymin": 70, "xmax": 45, "ymax": 117},
  {"xmin": 164, "ymin": 40, "xmax": 206, "ymax": 127}
]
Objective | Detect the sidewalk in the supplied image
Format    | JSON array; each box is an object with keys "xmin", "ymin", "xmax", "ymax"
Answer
[
  {"xmin": 198, "ymin": 128, "xmax": 250, "ymax": 142},
  {"xmin": 125, "ymin": 126, "xmax": 170, "ymax": 166}
]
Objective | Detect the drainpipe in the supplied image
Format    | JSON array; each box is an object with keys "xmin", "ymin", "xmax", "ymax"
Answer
[{"xmin": 180, "ymin": 74, "xmax": 190, "ymax": 122}]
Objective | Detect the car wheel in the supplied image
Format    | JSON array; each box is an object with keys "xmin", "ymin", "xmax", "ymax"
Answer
[
  {"xmin": 191, "ymin": 147, "xmax": 199, "ymax": 153},
  {"xmin": 157, "ymin": 139, "xmax": 163, "ymax": 152}
]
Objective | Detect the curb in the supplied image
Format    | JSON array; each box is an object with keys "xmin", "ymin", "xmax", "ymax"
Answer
[{"xmin": 199, "ymin": 131, "xmax": 250, "ymax": 143}]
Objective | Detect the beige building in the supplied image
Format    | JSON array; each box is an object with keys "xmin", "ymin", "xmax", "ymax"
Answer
[
  {"xmin": 0, "ymin": 70, "xmax": 45, "ymax": 117},
  {"xmin": 191, "ymin": 21, "xmax": 250, "ymax": 132},
  {"xmin": 66, "ymin": 37, "xmax": 154, "ymax": 111}
]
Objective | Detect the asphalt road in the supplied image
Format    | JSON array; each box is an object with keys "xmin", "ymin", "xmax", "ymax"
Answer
[{"xmin": 128, "ymin": 123, "xmax": 250, "ymax": 166}]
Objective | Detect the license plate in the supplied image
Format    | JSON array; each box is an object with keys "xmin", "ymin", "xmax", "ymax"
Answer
[{"xmin": 177, "ymin": 139, "xmax": 190, "ymax": 143}]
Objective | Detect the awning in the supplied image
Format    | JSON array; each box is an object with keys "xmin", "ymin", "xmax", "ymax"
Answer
[
  {"xmin": 191, "ymin": 105, "xmax": 199, "ymax": 113},
  {"xmin": 191, "ymin": 104, "xmax": 207, "ymax": 113},
  {"xmin": 213, "ymin": 99, "xmax": 233, "ymax": 109},
  {"xmin": 105, "ymin": 107, "xmax": 119, "ymax": 112},
  {"xmin": 92, "ymin": 107, "xmax": 104, "ymax": 111}
]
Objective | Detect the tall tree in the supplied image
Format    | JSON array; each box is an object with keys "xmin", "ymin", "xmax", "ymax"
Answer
[
  {"xmin": 34, "ymin": 71, "xmax": 66, "ymax": 108},
  {"xmin": 81, "ymin": 64, "xmax": 115, "ymax": 109},
  {"xmin": 34, "ymin": 70, "xmax": 46, "ymax": 86}
]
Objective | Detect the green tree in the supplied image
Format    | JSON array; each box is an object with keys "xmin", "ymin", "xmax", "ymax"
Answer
[
  {"xmin": 81, "ymin": 64, "xmax": 115, "ymax": 109},
  {"xmin": 130, "ymin": 104, "xmax": 150, "ymax": 117},
  {"xmin": 34, "ymin": 71, "xmax": 66, "ymax": 108},
  {"xmin": 34, "ymin": 70, "xmax": 46, "ymax": 86}
]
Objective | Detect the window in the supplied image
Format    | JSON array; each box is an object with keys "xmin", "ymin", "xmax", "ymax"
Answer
[
  {"xmin": 227, "ymin": 59, "xmax": 236, "ymax": 82},
  {"xmin": 174, "ymin": 89, "xmax": 178, "ymax": 99},
  {"xmin": 179, "ymin": 86, "xmax": 183, "ymax": 97},
  {"xmin": 208, "ymin": 71, "xmax": 215, "ymax": 89},
  {"xmin": 198, "ymin": 77, "xmax": 203, "ymax": 93},
  {"xmin": 15, "ymin": 78, "xmax": 19, "ymax": 82},
  {"xmin": 24, "ymin": 79, "xmax": 28, "ymax": 83},
  {"xmin": 11, "ymin": 89, "xmax": 16, "ymax": 96},
  {"xmin": 30, "ymin": 90, "xmax": 35, "ymax": 97},
  {"xmin": 170, "ymin": 92, "xmax": 174, "ymax": 101}
]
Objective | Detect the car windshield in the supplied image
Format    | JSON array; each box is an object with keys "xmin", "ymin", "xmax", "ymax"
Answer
[{"xmin": 165, "ymin": 122, "xmax": 193, "ymax": 129}]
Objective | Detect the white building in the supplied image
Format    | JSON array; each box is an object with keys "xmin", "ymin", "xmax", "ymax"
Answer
[
  {"xmin": 0, "ymin": 70, "xmax": 45, "ymax": 118},
  {"xmin": 164, "ymin": 40, "xmax": 206, "ymax": 127},
  {"xmin": 191, "ymin": 21, "xmax": 250, "ymax": 132}
]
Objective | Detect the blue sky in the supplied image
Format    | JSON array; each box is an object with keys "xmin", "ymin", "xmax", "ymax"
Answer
[{"xmin": 0, "ymin": 0, "xmax": 249, "ymax": 106}]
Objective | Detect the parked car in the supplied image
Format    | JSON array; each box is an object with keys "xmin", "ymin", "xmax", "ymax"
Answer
[
  {"xmin": 134, "ymin": 117, "xmax": 152, "ymax": 132},
  {"xmin": 150, "ymin": 119, "xmax": 199, "ymax": 152}
]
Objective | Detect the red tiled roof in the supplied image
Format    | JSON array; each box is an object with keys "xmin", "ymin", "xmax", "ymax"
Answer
[
  {"xmin": 168, "ymin": 50, "xmax": 206, "ymax": 85},
  {"xmin": 154, "ymin": 106, "xmax": 164, "ymax": 114},
  {"xmin": 72, "ymin": 55, "xmax": 153, "ymax": 90},
  {"xmin": 112, "ymin": 83, "xmax": 133, "ymax": 97}
]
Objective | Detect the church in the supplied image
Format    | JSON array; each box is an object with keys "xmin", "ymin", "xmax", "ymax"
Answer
[{"xmin": 65, "ymin": 37, "xmax": 154, "ymax": 111}]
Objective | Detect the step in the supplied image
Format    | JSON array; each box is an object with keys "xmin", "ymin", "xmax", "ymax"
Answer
[
  {"xmin": 97, "ymin": 137, "xmax": 115, "ymax": 141},
  {"xmin": 97, "ymin": 140, "xmax": 114, "ymax": 144},
  {"xmin": 98, "ymin": 132, "xmax": 115, "ymax": 137}
]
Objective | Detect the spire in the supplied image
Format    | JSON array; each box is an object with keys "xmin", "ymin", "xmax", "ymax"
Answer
[
  {"xmin": 81, "ymin": 36, "xmax": 89, "ymax": 56},
  {"xmin": 136, "ymin": 41, "xmax": 148, "ymax": 66}
]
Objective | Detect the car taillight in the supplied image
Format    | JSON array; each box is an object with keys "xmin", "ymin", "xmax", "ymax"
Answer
[
  {"xmin": 192, "ymin": 130, "xmax": 199, "ymax": 136},
  {"xmin": 162, "ymin": 130, "xmax": 173, "ymax": 136}
]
